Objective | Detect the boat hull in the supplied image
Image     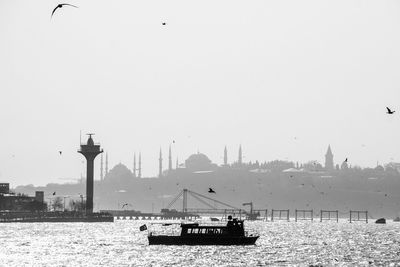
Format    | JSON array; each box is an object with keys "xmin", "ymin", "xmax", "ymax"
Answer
[{"xmin": 148, "ymin": 235, "xmax": 259, "ymax": 245}]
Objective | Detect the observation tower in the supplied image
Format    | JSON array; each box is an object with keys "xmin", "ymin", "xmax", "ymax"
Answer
[{"xmin": 78, "ymin": 134, "xmax": 103, "ymax": 214}]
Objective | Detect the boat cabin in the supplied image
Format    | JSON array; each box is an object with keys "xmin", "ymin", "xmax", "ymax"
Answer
[{"xmin": 180, "ymin": 218, "xmax": 245, "ymax": 236}]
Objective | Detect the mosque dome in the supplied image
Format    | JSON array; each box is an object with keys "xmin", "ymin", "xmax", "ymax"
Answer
[
  {"xmin": 105, "ymin": 163, "xmax": 133, "ymax": 182},
  {"xmin": 185, "ymin": 153, "xmax": 213, "ymax": 171}
]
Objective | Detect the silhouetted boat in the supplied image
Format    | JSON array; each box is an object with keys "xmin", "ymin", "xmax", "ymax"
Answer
[
  {"xmin": 375, "ymin": 218, "xmax": 386, "ymax": 224},
  {"xmin": 148, "ymin": 218, "xmax": 259, "ymax": 245}
]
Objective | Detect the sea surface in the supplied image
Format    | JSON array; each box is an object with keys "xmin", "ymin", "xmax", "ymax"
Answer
[{"xmin": 0, "ymin": 219, "xmax": 399, "ymax": 266}]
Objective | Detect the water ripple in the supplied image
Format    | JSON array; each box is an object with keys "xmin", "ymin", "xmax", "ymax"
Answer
[{"xmin": 0, "ymin": 220, "xmax": 399, "ymax": 266}]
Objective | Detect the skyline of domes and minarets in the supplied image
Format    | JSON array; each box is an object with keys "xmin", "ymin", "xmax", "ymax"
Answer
[{"xmin": 98, "ymin": 144, "xmax": 393, "ymax": 181}]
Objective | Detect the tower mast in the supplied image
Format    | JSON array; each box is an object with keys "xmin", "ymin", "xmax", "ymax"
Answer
[
  {"xmin": 168, "ymin": 145, "xmax": 172, "ymax": 172},
  {"xmin": 159, "ymin": 148, "xmax": 163, "ymax": 178},
  {"xmin": 138, "ymin": 153, "xmax": 142, "ymax": 178},
  {"xmin": 133, "ymin": 153, "xmax": 136, "ymax": 178}
]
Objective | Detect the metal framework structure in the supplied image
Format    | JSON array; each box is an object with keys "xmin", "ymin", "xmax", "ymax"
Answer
[
  {"xmin": 271, "ymin": 209, "xmax": 290, "ymax": 221},
  {"xmin": 295, "ymin": 209, "xmax": 313, "ymax": 222},
  {"xmin": 320, "ymin": 210, "xmax": 339, "ymax": 222},
  {"xmin": 166, "ymin": 189, "xmax": 246, "ymax": 216},
  {"xmin": 349, "ymin": 210, "xmax": 368, "ymax": 223}
]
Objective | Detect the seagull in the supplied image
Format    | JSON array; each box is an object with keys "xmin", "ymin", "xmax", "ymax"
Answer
[
  {"xmin": 162, "ymin": 22, "xmax": 167, "ymax": 26},
  {"xmin": 122, "ymin": 203, "xmax": 129, "ymax": 208},
  {"xmin": 52, "ymin": 192, "xmax": 56, "ymax": 196},
  {"xmin": 208, "ymin": 188, "xmax": 216, "ymax": 194},
  {"xmin": 51, "ymin": 3, "xmax": 78, "ymax": 18},
  {"xmin": 386, "ymin": 107, "xmax": 395, "ymax": 114},
  {"xmin": 344, "ymin": 158, "xmax": 348, "ymax": 163},
  {"xmin": 59, "ymin": 151, "xmax": 62, "ymax": 155}
]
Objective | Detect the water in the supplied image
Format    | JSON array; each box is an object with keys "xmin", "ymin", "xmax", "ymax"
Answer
[{"xmin": 0, "ymin": 220, "xmax": 399, "ymax": 266}]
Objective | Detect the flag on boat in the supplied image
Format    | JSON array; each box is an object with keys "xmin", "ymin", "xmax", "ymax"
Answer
[{"xmin": 139, "ymin": 224, "xmax": 147, "ymax": 231}]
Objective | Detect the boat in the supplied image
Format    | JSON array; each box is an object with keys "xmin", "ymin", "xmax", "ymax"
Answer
[
  {"xmin": 375, "ymin": 218, "xmax": 386, "ymax": 224},
  {"xmin": 148, "ymin": 217, "xmax": 259, "ymax": 245}
]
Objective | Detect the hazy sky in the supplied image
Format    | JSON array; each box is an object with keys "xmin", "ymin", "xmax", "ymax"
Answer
[{"xmin": 1, "ymin": 0, "xmax": 400, "ymax": 186}]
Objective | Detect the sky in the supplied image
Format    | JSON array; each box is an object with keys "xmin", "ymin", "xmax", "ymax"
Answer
[{"xmin": 1, "ymin": 0, "xmax": 400, "ymax": 186}]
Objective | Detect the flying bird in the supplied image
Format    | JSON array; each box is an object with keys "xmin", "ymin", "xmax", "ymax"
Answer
[
  {"xmin": 386, "ymin": 107, "xmax": 395, "ymax": 114},
  {"xmin": 59, "ymin": 151, "xmax": 62, "ymax": 155},
  {"xmin": 52, "ymin": 192, "xmax": 56, "ymax": 196},
  {"xmin": 122, "ymin": 203, "xmax": 129, "ymax": 208},
  {"xmin": 51, "ymin": 3, "xmax": 78, "ymax": 18},
  {"xmin": 344, "ymin": 158, "xmax": 348, "ymax": 163},
  {"xmin": 162, "ymin": 22, "xmax": 167, "ymax": 26},
  {"xmin": 208, "ymin": 188, "xmax": 216, "ymax": 194}
]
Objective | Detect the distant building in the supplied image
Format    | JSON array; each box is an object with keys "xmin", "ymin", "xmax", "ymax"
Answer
[
  {"xmin": 0, "ymin": 183, "xmax": 10, "ymax": 194},
  {"xmin": 0, "ymin": 184, "xmax": 46, "ymax": 211},
  {"xmin": 184, "ymin": 152, "xmax": 217, "ymax": 171},
  {"xmin": 35, "ymin": 191, "xmax": 44, "ymax": 203},
  {"xmin": 325, "ymin": 145, "xmax": 334, "ymax": 171}
]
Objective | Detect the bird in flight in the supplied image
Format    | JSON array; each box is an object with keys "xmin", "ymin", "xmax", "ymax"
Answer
[
  {"xmin": 51, "ymin": 3, "xmax": 78, "ymax": 18},
  {"xmin": 52, "ymin": 192, "xmax": 56, "ymax": 196},
  {"xmin": 162, "ymin": 22, "xmax": 167, "ymax": 26},
  {"xmin": 208, "ymin": 188, "xmax": 216, "ymax": 194},
  {"xmin": 59, "ymin": 151, "xmax": 62, "ymax": 155},
  {"xmin": 344, "ymin": 158, "xmax": 348, "ymax": 163},
  {"xmin": 386, "ymin": 107, "xmax": 395, "ymax": 114},
  {"xmin": 122, "ymin": 203, "xmax": 129, "ymax": 208}
]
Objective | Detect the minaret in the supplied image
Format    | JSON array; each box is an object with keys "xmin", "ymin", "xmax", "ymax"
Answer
[
  {"xmin": 133, "ymin": 153, "xmax": 136, "ymax": 178},
  {"xmin": 100, "ymin": 153, "xmax": 104, "ymax": 181},
  {"xmin": 78, "ymin": 134, "xmax": 103, "ymax": 214},
  {"xmin": 325, "ymin": 145, "xmax": 334, "ymax": 171},
  {"xmin": 159, "ymin": 148, "xmax": 163, "ymax": 178},
  {"xmin": 168, "ymin": 145, "xmax": 172, "ymax": 172},
  {"xmin": 224, "ymin": 146, "xmax": 228, "ymax": 166},
  {"xmin": 138, "ymin": 152, "xmax": 142, "ymax": 178},
  {"xmin": 105, "ymin": 152, "xmax": 109, "ymax": 177},
  {"xmin": 238, "ymin": 145, "xmax": 242, "ymax": 165}
]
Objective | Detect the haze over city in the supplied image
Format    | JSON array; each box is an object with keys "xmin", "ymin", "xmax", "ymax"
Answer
[{"xmin": 1, "ymin": 0, "xmax": 400, "ymax": 186}]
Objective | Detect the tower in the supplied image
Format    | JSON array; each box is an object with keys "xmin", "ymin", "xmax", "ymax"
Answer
[
  {"xmin": 224, "ymin": 146, "xmax": 228, "ymax": 166},
  {"xmin": 238, "ymin": 145, "xmax": 242, "ymax": 165},
  {"xmin": 133, "ymin": 153, "xmax": 136, "ymax": 178},
  {"xmin": 138, "ymin": 152, "xmax": 142, "ymax": 178},
  {"xmin": 100, "ymin": 153, "xmax": 104, "ymax": 181},
  {"xmin": 159, "ymin": 148, "xmax": 163, "ymax": 178},
  {"xmin": 168, "ymin": 145, "xmax": 172, "ymax": 172},
  {"xmin": 78, "ymin": 134, "xmax": 103, "ymax": 214},
  {"xmin": 105, "ymin": 152, "xmax": 109, "ymax": 177},
  {"xmin": 325, "ymin": 145, "xmax": 334, "ymax": 171}
]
